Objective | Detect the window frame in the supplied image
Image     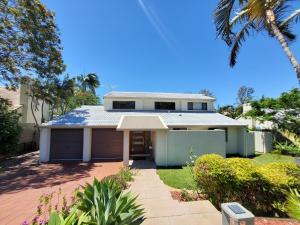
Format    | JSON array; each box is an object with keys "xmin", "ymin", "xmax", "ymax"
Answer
[
  {"xmin": 112, "ymin": 101, "xmax": 136, "ymax": 110},
  {"xmin": 154, "ymin": 102, "xmax": 176, "ymax": 110}
]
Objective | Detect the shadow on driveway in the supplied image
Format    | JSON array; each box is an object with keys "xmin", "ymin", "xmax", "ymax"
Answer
[{"xmin": 0, "ymin": 151, "xmax": 96, "ymax": 195}]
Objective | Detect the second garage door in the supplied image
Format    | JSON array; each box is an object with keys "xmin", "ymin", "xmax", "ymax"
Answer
[{"xmin": 91, "ymin": 128, "xmax": 123, "ymax": 160}]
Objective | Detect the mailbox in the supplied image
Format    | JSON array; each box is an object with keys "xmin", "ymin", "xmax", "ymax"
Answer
[{"xmin": 221, "ymin": 202, "xmax": 254, "ymax": 225}]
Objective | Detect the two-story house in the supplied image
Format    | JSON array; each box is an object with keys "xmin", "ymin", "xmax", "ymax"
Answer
[
  {"xmin": 0, "ymin": 85, "xmax": 50, "ymax": 151},
  {"xmin": 40, "ymin": 91, "xmax": 251, "ymax": 166}
]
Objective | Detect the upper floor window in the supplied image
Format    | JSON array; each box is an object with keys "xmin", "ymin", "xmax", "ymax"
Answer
[
  {"xmin": 155, "ymin": 102, "xmax": 175, "ymax": 110},
  {"xmin": 188, "ymin": 102, "xmax": 208, "ymax": 110},
  {"xmin": 112, "ymin": 101, "xmax": 135, "ymax": 110}
]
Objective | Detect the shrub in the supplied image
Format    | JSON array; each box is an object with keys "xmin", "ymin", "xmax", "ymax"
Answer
[
  {"xmin": 77, "ymin": 178, "xmax": 144, "ymax": 225},
  {"xmin": 194, "ymin": 154, "xmax": 235, "ymax": 206},
  {"xmin": 194, "ymin": 154, "xmax": 300, "ymax": 216},
  {"xmin": 103, "ymin": 166, "xmax": 134, "ymax": 190},
  {"xmin": 275, "ymin": 142, "xmax": 300, "ymax": 156},
  {"xmin": 0, "ymin": 97, "xmax": 22, "ymax": 155}
]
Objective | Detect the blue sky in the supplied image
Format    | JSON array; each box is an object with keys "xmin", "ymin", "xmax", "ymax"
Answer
[{"xmin": 43, "ymin": 0, "xmax": 300, "ymax": 106}]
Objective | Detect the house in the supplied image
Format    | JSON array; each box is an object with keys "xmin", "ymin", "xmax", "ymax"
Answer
[
  {"xmin": 237, "ymin": 103, "xmax": 274, "ymax": 130},
  {"xmin": 0, "ymin": 85, "xmax": 50, "ymax": 150},
  {"xmin": 40, "ymin": 91, "xmax": 253, "ymax": 166}
]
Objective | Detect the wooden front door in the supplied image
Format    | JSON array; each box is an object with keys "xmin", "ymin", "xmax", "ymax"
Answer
[{"xmin": 130, "ymin": 131, "xmax": 151, "ymax": 157}]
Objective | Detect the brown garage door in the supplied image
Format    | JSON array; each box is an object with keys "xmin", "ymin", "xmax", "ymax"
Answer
[
  {"xmin": 91, "ymin": 128, "xmax": 123, "ymax": 160},
  {"xmin": 50, "ymin": 129, "xmax": 83, "ymax": 160}
]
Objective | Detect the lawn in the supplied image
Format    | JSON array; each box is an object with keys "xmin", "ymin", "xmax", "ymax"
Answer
[
  {"xmin": 157, "ymin": 153, "xmax": 297, "ymax": 189},
  {"xmin": 252, "ymin": 153, "xmax": 296, "ymax": 165},
  {"xmin": 157, "ymin": 166, "xmax": 196, "ymax": 189}
]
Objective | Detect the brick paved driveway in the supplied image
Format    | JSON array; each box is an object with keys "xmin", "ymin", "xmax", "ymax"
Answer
[{"xmin": 0, "ymin": 151, "xmax": 122, "ymax": 225}]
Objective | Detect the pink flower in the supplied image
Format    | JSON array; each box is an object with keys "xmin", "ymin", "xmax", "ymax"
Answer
[{"xmin": 22, "ymin": 220, "xmax": 29, "ymax": 225}]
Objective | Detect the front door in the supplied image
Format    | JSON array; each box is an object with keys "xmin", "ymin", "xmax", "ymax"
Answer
[{"xmin": 130, "ymin": 131, "xmax": 151, "ymax": 158}]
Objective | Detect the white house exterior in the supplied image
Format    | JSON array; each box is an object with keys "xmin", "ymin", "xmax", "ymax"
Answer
[{"xmin": 40, "ymin": 91, "xmax": 253, "ymax": 166}]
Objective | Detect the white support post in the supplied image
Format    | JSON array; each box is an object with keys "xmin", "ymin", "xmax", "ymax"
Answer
[
  {"xmin": 39, "ymin": 127, "xmax": 51, "ymax": 162},
  {"xmin": 83, "ymin": 128, "xmax": 92, "ymax": 162},
  {"xmin": 123, "ymin": 130, "xmax": 130, "ymax": 166}
]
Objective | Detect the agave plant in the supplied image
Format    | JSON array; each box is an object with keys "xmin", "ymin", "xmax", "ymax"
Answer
[
  {"xmin": 77, "ymin": 178, "xmax": 144, "ymax": 225},
  {"xmin": 286, "ymin": 189, "xmax": 300, "ymax": 221},
  {"xmin": 47, "ymin": 209, "xmax": 89, "ymax": 225}
]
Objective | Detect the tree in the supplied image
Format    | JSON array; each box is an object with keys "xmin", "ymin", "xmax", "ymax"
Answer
[
  {"xmin": 237, "ymin": 86, "xmax": 255, "ymax": 105},
  {"xmin": 199, "ymin": 89, "xmax": 215, "ymax": 98},
  {"xmin": 0, "ymin": 0, "xmax": 65, "ymax": 89},
  {"xmin": 245, "ymin": 88, "xmax": 300, "ymax": 135},
  {"xmin": 0, "ymin": 98, "xmax": 22, "ymax": 154},
  {"xmin": 77, "ymin": 73, "xmax": 100, "ymax": 95},
  {"xmin": 68, "ymin": 90, "xmax": 100, "ymax": 110},
  {"xmin": 214, "ymin": 0, "xmax": 300, "ymax": 83},
  {"xmin": 218, "ymin": 104, "xmax": 243, "ymax": 119}
]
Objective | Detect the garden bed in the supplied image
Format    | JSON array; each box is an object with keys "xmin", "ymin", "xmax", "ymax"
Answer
[{"xmin": 255, "ymin": 218, "xmax": 300, "ymax": 225}]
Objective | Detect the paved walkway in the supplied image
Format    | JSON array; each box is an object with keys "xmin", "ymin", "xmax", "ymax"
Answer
[{"xmin": 129, "ymin": 161, "xmax": 222, "ymax": 225}]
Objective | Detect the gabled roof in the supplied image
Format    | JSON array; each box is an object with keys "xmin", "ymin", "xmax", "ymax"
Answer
[
  {"xmin": 104, "ymin": 91, "xmax": 215, "ymax": 101},
  {"xmin": 42, "ymin": 106, "xmax": 247, "ymax": 128}
]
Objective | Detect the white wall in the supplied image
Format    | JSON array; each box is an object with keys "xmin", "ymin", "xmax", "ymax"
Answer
[
  {"xmin": 251, "ymin": 131, "xmax": 273, "ymax": 153},
  {"xmin": 153, "ymin": 130, "xmax": 226, "ymax": 166}
]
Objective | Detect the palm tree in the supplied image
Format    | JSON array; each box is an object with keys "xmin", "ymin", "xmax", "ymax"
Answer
[
  {"xmin": 77, "ymin": 73, "xmax": 100, "ymax": 95},
  {"xmin": 214, "ymin": 0, "xmax": 300, "ymax": 83}
]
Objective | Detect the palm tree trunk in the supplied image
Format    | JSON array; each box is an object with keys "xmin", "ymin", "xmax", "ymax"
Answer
[{"xmin": 266, "ymin": 10, "xmax": 300, "ymax": 84}]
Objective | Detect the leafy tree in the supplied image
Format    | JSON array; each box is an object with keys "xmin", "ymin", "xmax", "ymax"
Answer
[
  {"xmin": 0, "ymin": 98, "xmax": 22, "ymax": 154},
  {"xmin": 77, "ymin": 73, "xmax": 100, "ymax": 95},
  {"xmin": 245, "ymin": 88, "xmax": 300, "ymax": 135},
  {"xmin": 214, "ymin": 0, "xmax": 300, "ymax": 83},
  {"xmin": 199, "ymin": 89, "xmax": 215, "ymax": 98},
  {"xmin": 68, "ymin": 90, "xmax": 100, "ymax": 110},
  {"xmin": 0, "ymin": 0, "xmax": 65, "ymax": 89},
  {"xmin": 218, "ymin": 104, "xmax": 243, "ymax": 118},
  {"xmin": 237, "ymin": 86, "xmax": 255, "ymax": 105}
]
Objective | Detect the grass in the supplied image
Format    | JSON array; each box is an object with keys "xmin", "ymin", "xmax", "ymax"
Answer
[
  {"xmin": 252, "ymin": 153, "xmax": 296, "ymax": 165},
  {"xmin": 157, "ymin": 166, "xmax": 196, "ymax": 189},
  {"xmin": 157, "ymin": 153, "xmax": 297, "ymax": 189}
]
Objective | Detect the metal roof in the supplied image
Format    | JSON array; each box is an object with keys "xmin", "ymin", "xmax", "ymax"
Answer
[
  {"xmin": 42, "ymin": 106, "xmax": 247, "ymax": 128},
  {"xmin": 104, "ymin": 91, "xmax": 215, "ymax": 100}
]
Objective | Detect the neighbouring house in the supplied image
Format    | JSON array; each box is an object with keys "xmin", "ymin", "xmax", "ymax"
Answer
[
  {"xmin": 0, "ymin": 85, "xmax": 50, "ymax": 151},
  {"xmin": 237, "ymin": 103, "xmax": 274, "ymax": 130},
  {"xmin": 40, "ymin": 91, "xmax": 257, "ymax": 166}
]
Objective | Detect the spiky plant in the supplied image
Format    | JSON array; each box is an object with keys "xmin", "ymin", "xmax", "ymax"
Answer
[
  {"xmin": 76, "ymin": 178, "xmax": 144, "ymax": 225},
  {"xmin": 286, "ymin": 189, "xmax": 300, "ymax": 221},
  {"xmin": 214, "ymin": 0, "xmax": 300, "ymax": 83}
]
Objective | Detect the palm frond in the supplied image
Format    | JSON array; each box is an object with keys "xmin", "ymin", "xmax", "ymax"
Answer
[
  {"xmin": 214, "ymin": 0, "xmax": 236, "ymax": 45},
  {"xmin": 230, "ymin": 22, "xmax": 256, "ymax": 67},
  {"xmin": 280, "ymin": 8, "xmax": 300, "ymax": 27},
  {"xmin": 286, "ymin": 189, "xmax": 300, "ymax": 221},
  {"xmin": 230, "ymin": 9, "xmax": 249, "ymax": 27}
]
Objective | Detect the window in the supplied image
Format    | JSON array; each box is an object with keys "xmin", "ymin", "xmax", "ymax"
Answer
[
  {"xmin": 188, "ymin": 102, "xmax": 193, "ymax": 110},
  {"xmin": 173, "ymin": 128, "xmax": 188, "ymax": 130},
  {"xmin": 187, "ymin": 102, "xmax": 208, "ymax": 110},
  {"xmin": 112, "ymin": 101, "xmax": 135, "ymax": 109},
  {"xmin": 155, "ymin": 102, "xmax": 175, "ymax": 110}
]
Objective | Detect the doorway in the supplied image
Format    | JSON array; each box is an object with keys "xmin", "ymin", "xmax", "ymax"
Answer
[{"xmin": 129, "ymin": 131, "xmax": 152, "ymax": 159}]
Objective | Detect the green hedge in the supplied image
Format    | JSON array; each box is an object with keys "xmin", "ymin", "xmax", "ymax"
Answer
[{"xmin": 194, "ymin": 154, "xmax": 300, "ymax": 216}]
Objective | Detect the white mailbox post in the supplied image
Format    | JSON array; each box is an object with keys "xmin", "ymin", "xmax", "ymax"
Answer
[{"xmin": 221, "ymin": 202, "xmax": 254, "ymax": 225}]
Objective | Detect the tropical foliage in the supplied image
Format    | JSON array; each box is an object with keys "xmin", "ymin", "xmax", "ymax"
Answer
[
  {"xmin": 286, "ymin": 189, "xmax": 300, "ymax": 221},
  {"xmin": 214, "ymin": 0, "xmax": 300, "ymax": 82},
  {"xmin": 0, "ymin": 0, "xmax": 65, "ymax": 89},
  {"xmin": 0, "ymin": 98, "xmax": 22, "ymax": 154},
  {"xmin": 245, "ymin": 88, "xmax": 300, "ymax": 135},
  {"xmin": 194, "ymin": 154, "xmax": 300, "ymax": 216}
]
